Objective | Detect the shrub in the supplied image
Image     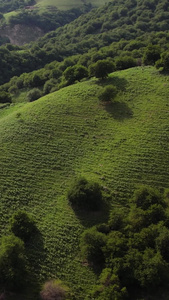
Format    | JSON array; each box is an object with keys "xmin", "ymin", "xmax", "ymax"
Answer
[
  {"xmin": 0, "ymin": 91, "xmax": 11, "ymax": 103},
  {"xmin": 40, "ymin": 279, "xmax": 69, "ymax": 300},
  {"xmin": 43, "ymin": 79, "xmax": 57, "ymax": 95},
  {"xmin": 143, "ymin": 44, "xmax": 161, "ymax": 65},
  {"xmin": 0, "ymin": 235, "xmax": 26, "ymax": 290},
  {"xmin": 131, "ymin": 186, "xmax": 164, "ymax": 210},
  {"xmin": 10, "ymin": 211, "xmax": 36, "ymax": 243},
  {"xmin": 67, "ymin": 177, "xmax": 102, "ymax": 211},
  {"xmin": 98, "ymin": 85, "xmax": 117, "ymax": 102},
  {"xmin": 80, "ymin": 227, "xmax": 106, "ymax": 264},
  {"xmin": 115, "ymin": 56, "xmax": 136, "ymax": 70},
  {"xmin": 27, "ymin": 88, "xmax": 42, "ymax": 102}
]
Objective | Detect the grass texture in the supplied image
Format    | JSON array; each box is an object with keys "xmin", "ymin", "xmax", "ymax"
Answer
[{"xmin": 1, "ymin": 66, "xmax": 169, "ymax": 298}]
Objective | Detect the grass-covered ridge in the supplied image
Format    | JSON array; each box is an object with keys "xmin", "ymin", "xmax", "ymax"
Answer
[{"xmin": 1, "ymin": 66, "xmax": 169, "ymax": 299}]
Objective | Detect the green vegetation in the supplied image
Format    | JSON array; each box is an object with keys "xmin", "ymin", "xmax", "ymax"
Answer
[
  {"xmin": 10, "ymin": 211, "xmax": 37, "ymax": 243},
  {"xmin": 1, "ymin": 0, "xmax": 169, "ymax": 298},
  {"xmin": 0, "ymin": 235, "xmax": 27, "ymax": 291},
  {"xmin": 98, "ymin": 85, "xmax": 118, "ymax": 102},
  {"xmin": 67, "ymin": 177, "xmax": 102, "ymax": 211},
  {"xmin": 0, "ymin": 66, "xmax": 168, "ymax": 298},
  {"xmin": 81, "ymin": 186, "xmax": 169, "ymax": 299}
]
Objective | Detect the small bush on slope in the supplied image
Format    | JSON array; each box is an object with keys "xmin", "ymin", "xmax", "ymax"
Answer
[
  {"xmin": 67, "ymin": 177, "xmax": 102, "ymax": 211},
  {"xmin": 9, "ymin": 210, "xmax": 37, "ymax": 243}
]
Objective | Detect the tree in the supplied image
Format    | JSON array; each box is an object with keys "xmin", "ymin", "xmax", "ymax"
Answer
[
  {"xmin": 115, "ymin": 56, "xmax": 136, "ymax": 70},
  {"xmin": 89, "ymin": 59, "xmax": 115, "ymax": 79},
  {"xmin": 131, "ymin": 186, "xmax": 164, "ymax": 210},
  {"xmin": 157, "ymin": 52, "xmax": 169, "ymax": 72},
  {"xmin": 98, "ymin": 85, "xmax": 117, "ymax": 102},
  {"xmin": 80, "ymin": 227, "xmax": 106, "ymax": 264},
  {"xmin": 74, "ymin": 65, "xmax": 88, "ymax": 81},
  {"xmin": 63, "ymin": 64, "xmax": 88, "ymax": 84},
  {"xmin": 143, "ymin": 44, "xmax": 161, "ymax": 65},
  {"xmin": 27, "ymin": 88, "xmax": 42, "ymax": 102},
  {"xmin": 0, "ymin": 91, "xmax": 11, "ymax": 103},
  {"xmin": 90, "ymin": 270, "xmax": 128, "ymax": 300},
  {"xmin": 67, "ymin": 177, "xmax": 102, "ymax": 211},
  {"xmin": 0, "ymin": 235, "xmax": 26, "ymax": 290},
  {"xmin": 10, "ymin": 211, "xmax": 36, "ymax": 243}
]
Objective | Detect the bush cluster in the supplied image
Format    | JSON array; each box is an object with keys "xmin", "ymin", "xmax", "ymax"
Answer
[{"xmin": 80, "ymin": 186, "xmax": 169, "ymax": 299}]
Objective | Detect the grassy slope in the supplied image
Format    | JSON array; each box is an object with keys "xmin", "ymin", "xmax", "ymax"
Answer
[
  {"xmin": 1, "ymin": 66, "xmax": 169, "ymax": 299},
  {"xmin": 35, "ymin": 0, "xmax": 106, "ymax": 10}
]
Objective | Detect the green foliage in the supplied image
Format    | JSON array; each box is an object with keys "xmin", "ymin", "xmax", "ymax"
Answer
[
  {"xmin": 0, "ymin": 66, "xmax": 169, "ymax": 299},
  {"xmin": 115, "ymin": 56, "xmax": 137, "ymax": 70},
  {"xmin": 131, "ymin": 185, "xmax": 164, "ymax": 210},
  {"xmin": 0, "ymin": 91, "xmax": 11, "ymax": 103},
  {"xmin": 0, "ymin": 235, "xmax": 26, "ymax": 291},
  {"xmin": 80, "ymin": 227, "xmax": 106, "ymax": 264},
  {"xmin": 89, "ymin": 59, "xmax": 115, "ymax": 79},
  {"xmin": 109, "ymin": 208, "xmax": 127, "ymax": 231},
  {"xmin": 0, "ymin": 0, "xmax": 34, "ymax": 13},
  {"xmin": 67, "ymin": 177, "xmax": 102, "ymax": 211},
  {"xmin": 90, "ymin": 270, "xmax": 128, "ymax": 300},
  {"xmin": 143, "ymin": 44, "xmax": 161, "ymax": 65},
  {"xmin": 27, "ymin": 88, "xmax": 42, "ymax": 102},
  {"xmin": 157, "ymin": 52, "xmax": 169, "ymax": 71},
  {"xmin": 63, "ymin": 64, "xmax": 88, "ymax": 84},
  {"xmin": 82, "ymin": 185, "xmax": 169, "ymax": 298},
  {"xmin": 43, "ymin": 79, "xmax": 58, "ymax": 95},
  {"xmin": 10, "ymin": 211, "xmax": 36, "ymax": 243},
  {"xmin": 98, "ymin": 85, "xmax": 117, "ymax": 102}
]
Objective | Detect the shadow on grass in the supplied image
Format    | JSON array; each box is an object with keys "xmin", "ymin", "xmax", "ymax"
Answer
[
  {"xmin": 25, "ymin": 229, "xmax": 46, "ymax": 296},
  {"xmin": 104, "ymin": 101, "xmax": 133, "ymax": 120},
  {"xmin": 98, "ymin": 76, "xmax": 128, "ymax": 91},
  {"xmin": 72, "ymin": 200, "xmax": 110, "ymax": 228}
]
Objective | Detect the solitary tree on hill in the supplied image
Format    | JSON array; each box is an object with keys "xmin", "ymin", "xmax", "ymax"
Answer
[{"xmin": 89, "ymin": 59, "xmax": 115, "ymax": 80}]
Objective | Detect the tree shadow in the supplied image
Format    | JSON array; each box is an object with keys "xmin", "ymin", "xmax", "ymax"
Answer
[
  {"xmin": 25, "ymin": 228, "xmax": 46, "ymax": 294},
  {"xmin": 72, "ymin": 199, "xmax": 110, "ymax": 228},
  {"xmin": 98, "ymin": 75, "xmax": 128, "ymax": 91},
  {"xmin": 104, "ymin": 101, "xmax": 133, "ymax": 120}
]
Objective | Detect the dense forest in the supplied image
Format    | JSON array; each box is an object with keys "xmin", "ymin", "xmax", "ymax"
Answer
[{"xmin": 0, "ymin": 0, "xmax": 169, "ymax": 299}]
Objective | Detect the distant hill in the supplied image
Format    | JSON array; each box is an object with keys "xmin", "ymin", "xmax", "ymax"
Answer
[
  {"xmin": 0, "ymin": 0, "xmax": 169, "ymax": 84},
  {"xmin": 0, "ymin": 0, "xmax": 106, "ymax": 45},
  {"xmin": 1, "ymin": 66, "xmax": 169, "ymax": 299},
  {"xmin": 36, "ymin": 0, "xmax": 106, "ymax": 10}
]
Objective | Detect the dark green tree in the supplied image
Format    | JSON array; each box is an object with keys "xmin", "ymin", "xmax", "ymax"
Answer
[
  {"xmin": 27, "ymin": 88, "xmax": 42, "ymax": 102},
  {"xmin": 10, "ymin": 211, "xmax": 36, "ymax": 243},
  {"xmin": 89, "ymin": 59, "xmax": 115, "ymax": 79},
  {"xmin": 67, "ymin": 177, "xmax": 102, "ymax": 211},
  {"xmin": 80, "ymin": 227, "xmax": 106, "ymax": 264},
  {"xmin": 143, "ymin": 44, "xmax": 161, "ymax": 65},
  {"xmin": 63, "ymin": 65, "xmax": 88, "ymax": 84},
  {"xmin": 0, "ymin": 235, "xmax": 26, "ymax": 290}
]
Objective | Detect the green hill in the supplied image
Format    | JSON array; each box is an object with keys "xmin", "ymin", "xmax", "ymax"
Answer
[
  {"xmin": 36, "ymin": 0, "xmax": 105, "ymax": 10},
  {"xmin": 1, "ymin": 66, "xmax": 169, "ymax": 299}
]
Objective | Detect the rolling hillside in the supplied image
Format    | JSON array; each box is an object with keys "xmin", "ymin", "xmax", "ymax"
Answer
[
  {"xmin": 1, "ymin": 66, "xmax": 169, "ymax": 299},
  {"xmin": 36, "ymin": 0, "xmax": 106, "ymax": 10}
]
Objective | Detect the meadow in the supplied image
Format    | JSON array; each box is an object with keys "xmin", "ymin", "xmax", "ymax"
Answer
[
  {"xmin": 1, "ymin": 66, "xmax": 169, "ymax": 299},
  {"xmin": 35, "ymin": 0, "xmax": 106, "ymax": 10}
]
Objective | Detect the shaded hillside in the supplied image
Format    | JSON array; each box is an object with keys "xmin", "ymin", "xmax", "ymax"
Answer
[{"xmin": 1, "ymin": 66, "xmax": 169, "ymax": 299}]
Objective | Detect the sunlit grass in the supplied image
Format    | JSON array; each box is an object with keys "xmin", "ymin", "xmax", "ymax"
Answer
[{"xmin": 1, "ymin": 66, "xmax": 169, "ymax": 299}]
